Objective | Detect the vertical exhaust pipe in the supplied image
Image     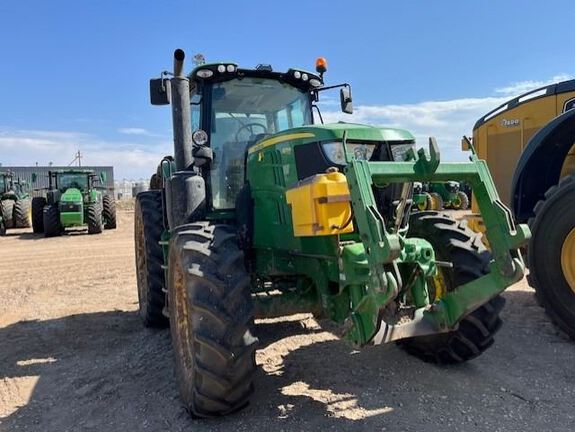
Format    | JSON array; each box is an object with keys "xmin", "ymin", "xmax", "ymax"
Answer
[{"xmin": 170, "ymin": 49, "xmax": 194, "ymax": 170}]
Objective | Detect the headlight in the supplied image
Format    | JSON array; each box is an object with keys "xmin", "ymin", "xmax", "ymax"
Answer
[
  {"xmin": 192, "ymin": 129, "xmax": 209, "ymax": 146},
  {"xmin": 321, "ymin": 142, "xmax": 376, "ymax": 165},
  {"xmin": 390, "ymin": 143, "xmax": 415, "ymax": 161}
]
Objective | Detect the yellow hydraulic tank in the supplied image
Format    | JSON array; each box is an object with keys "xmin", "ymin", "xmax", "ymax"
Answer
[{"xmin": 286, "ymin": 171, "xmax": 354, "ymax": 237}]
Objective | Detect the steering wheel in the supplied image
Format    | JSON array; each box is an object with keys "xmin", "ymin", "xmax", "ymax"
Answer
[{"xmin": 235, "ymin": 123, "xmax": 268, "ymax": 142}]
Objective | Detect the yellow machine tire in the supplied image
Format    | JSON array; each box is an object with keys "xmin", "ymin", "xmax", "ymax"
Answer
[{"xmin": 529, "ymin": 175, "xmax": 575, "ymax": 339}]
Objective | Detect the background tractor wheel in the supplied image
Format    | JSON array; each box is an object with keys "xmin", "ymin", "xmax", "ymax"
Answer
[
  {"xmin": 423, "ymin": 192, "xmax": 433, "ymax": 210},
  {"xmin": 457, "ymin": 191, "xmax": 469, "ymax": 210},
  {"xmin": 429, "ymin": 192, "xmax": 444, "ymax": 211},
  {"xmin": 1, "ymin": 200, "xmax": 15, "ymax": 229},
  {"xmin": 87, "ymin": 203, "xmax": 103, "ymax": 234},
  {"xmin": 134, "ymin": 191, "xmax": 168, "ymax": 327},
  {"xmin": 43, "ymin": 204, "xmax": 62, "ymax": 237},
  {"xmin": 32, "ymin": 197, "xmax": 46, "ymax": 233},
  {"xmin": 398, "ymin": 211, "xmax": 504, "ymax": 364},
  {"xmin": 168, "ymin": 222, "xmax": 257, "ymax": 418},
  {"xmin": 102, "ymin": 195, "xmax": 117, "ymax": 229},
  {"xmin": 528, "ymin": 175, "xmax": 575, "ymax": 339},
  {"xmin": 13, "ymin": 199, "xmax": 31, "ymax": 228}
]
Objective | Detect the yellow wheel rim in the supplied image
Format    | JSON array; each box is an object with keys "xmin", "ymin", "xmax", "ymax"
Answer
[
  {"xmin": 561, "ymin": 228, "xmax": 575, "ymax": 294},
  {"xmin": 430, "ymin": 268, "xmax": 447, "ymax": 301}
]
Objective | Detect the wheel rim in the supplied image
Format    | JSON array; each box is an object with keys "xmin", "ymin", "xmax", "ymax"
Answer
[
  {"xmin": 417, "ymin": 200, "xmax": 426, "ymax": 211},
  {"xmin": 561, "ymin": 228, "xmax": 575, "ymax": 294}
]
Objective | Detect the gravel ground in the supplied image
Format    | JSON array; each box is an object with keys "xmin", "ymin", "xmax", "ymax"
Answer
[{"xmin": 0, "ymin": 211, "xmax": 574, "ymax": 431}]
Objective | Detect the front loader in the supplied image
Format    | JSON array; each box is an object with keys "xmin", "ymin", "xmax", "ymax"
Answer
[
  {"xmin": 135, "ymin": 49, "xmax": 529, "ymax": 418},
  {"xmin": 0, "ymin": 170, "xmax": 32, "ymax": 235},
  {"xmin": 32, "ymin": 169, "xmax": 116, "ymax": 237}
]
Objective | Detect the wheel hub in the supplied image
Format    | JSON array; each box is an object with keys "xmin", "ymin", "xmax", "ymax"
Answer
[{"xmin": 561, "ymin": 227, "xmax": 575, "ymax": 294}]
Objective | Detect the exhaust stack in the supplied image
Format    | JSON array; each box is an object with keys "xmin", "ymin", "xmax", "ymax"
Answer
[{"xmin": 170, "ymin": 49, "xmax": 194, "ymax": 170}]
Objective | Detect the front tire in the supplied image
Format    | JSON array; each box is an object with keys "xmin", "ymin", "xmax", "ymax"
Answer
[
  {"xmin": 102, "ymin": 195, "xmax": 117, "ymax": 229},
  {"xmin": 134, "ymin": 191, "xmax": 167, "ymax": 327},
  {"xmin": 13, "ymin": 199, "xmax": 31, "ymax": 228},
  {"xmin": 168, "ymin": 222, "xmax": 257, "ymax": 418},
  {"xmin": 429, "ymin": 192, "xmax": 443, "ymax": 211},
  {"xmin": 87, "ymin": 203, "xmax": 103, "ymax": 234},
  {"xmin": 1, "ymin": 200, "xmax": 15, "ymax": 229},
  {"xmin": 456, "ymin": 191, "xmax": 469, "ymax": 210},
  {"xmin": 32, "ymin": 197, "xmax": 46, "ymax": 233},
  {"xmin": 43, "ymin": 204, "xmax": 62, "ymax": 237},
  {"xmin": 399, "ymin": 212, "xmax": 504, "ymax": 364},
  {"xmin": 529, "ymin": 175, "xmax": 575, "ymax": 339}
]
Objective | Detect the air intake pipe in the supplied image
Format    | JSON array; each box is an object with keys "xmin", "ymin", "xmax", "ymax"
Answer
[{"xmin": 170, "ymin": 49, "xmax": 194, "ymax": 171}]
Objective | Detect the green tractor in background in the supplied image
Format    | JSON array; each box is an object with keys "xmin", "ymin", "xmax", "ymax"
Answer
[
  {"xmin": 0, "ymin": 170, "xmax": 31, "ymax": 235},
  {"xmin": 136, "ymin": 50, "xmax": 529, "ymax": 418},
  {"xmin": 428, "ymin": 181, "xmax": 470, "ymax": 210},
  {"xmin": 31, "ymin": 169, "xmax": 117, "ymax": 237},
  {"xmin": 411, "ymin": 181, "xmax": 433, "ymax": 211}
]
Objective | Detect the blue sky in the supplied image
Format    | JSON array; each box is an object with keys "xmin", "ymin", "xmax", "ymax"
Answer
[{"xmin": 1, "ymin": 0, "xmax": 574, "ymax": 179}]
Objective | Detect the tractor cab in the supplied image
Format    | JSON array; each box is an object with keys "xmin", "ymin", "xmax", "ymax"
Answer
[
  {"xmin": 151, "ymin": 56, "xmax": 353, "ymax": 211},
  {"xmin": 0, "ymin": 172, "xmax": 9, "ymax": 195}
]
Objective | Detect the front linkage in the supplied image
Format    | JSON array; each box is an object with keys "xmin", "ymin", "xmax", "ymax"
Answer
[{"xmin": 340, "ymin": 138, "xmax": 529, "ymax": 346}]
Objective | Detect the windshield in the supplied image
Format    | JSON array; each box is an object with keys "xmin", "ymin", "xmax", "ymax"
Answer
[
  {"xmin": 209, "ymin": 77, "xmax": 312, "ymax": 209},
  {"xmin": 58, "ymin": 174, "xmax": 88, "ymax": 192}
]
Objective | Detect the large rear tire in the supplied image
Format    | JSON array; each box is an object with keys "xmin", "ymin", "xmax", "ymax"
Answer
[
  {"xmin": 168, "ymin": 222, "xmax": 257, "ymax": 418},
  {"xmin": 1, "ymin": 200, "xmax": 15, "ymax": 229},
  {"xmin": 32, "ymin": 197, "xmax": 46, "ymax": 233},
  {"xmin": 43, "ymin": 204, "xmax": 62, "ymax": 237},
  {"xmin": 134, "ymin": 191, "xmax": 168, "ymax": 327},
  {"xmin": 398, "ymin": 212, "xmax": 504, "ymax": 364},
  {"xmin": 87, "ymin": 202, "xmax": 103, "ymax": 234},
  {"xmin": 102, "ymin": 195, "xmax": 117, "ymax": 229},
  {"xmin": 13, "ymin": 199, "xmax": 31, "ymax": 228},
  {"xmin": 529, "ymin": 175, "xmax": 575, "ymax": 339}
]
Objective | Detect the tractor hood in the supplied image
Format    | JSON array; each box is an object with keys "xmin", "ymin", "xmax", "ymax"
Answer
[
  {"xmin": 248, "ymin": 123, "xmax": 415, "ymax": 156},
  {"xmin": 60, "ymin": 188, "xmax": 83, "ymax": 203}
]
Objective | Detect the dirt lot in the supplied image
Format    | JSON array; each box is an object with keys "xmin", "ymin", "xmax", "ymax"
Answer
[{"xmin": 1, "ymin": 210, "xmax": 574, "ymax": 431}]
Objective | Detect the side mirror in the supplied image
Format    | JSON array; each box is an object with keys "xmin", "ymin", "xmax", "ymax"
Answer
[
  {"xmin": 150, "ymin": 78, "xmax": 171, "ymax": 106},
  {"xmin": 100, "ymin": 172, "xmax": 107, "ymax": 183},
  {"xmin": 340, "ymin": 86, "xmax": 353, "ymax": 114},
  {"xmin": 31, "ymin": 173, "xmax": 37, "ymax": 183}
]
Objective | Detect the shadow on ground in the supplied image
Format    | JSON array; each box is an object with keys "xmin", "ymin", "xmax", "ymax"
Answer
[{"xmin": 1, "ymin": 289, "xmax": 574, "ymax": 431}]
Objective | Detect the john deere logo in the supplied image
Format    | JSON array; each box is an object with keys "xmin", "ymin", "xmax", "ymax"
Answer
[{"xmin": 501, "ymin": 118, "xmax": 520, "ymax": 127}]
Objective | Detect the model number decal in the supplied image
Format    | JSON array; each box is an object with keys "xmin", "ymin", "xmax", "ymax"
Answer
[{"xmin": 501, "ymin": 118, "xmax": 520, "ymax": 127}]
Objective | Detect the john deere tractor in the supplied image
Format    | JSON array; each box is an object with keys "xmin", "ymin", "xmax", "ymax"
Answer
[
  {"xmin": 428, "ymin": 181, "xmax": 470, "ymax": 210},
  {"xmin": 0, "ymin": 170, "xmax": 31, "ymax": 235},
  {"xmin": 32, "ymin": 169, "xmax": 116, "ymax": 237},
  {"xmin": 411, "ymin": 182, "xmax": 433, "ymax": 211},
  {"xmin": 135, "ymin": 49, "xmax": 529, "ymax": 418},
  {"xmin": 463, "ymin": 77, "xmax": 575, "ymax": 338}
]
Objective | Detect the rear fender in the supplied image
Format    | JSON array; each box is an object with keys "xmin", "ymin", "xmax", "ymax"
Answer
[{"xmin": 511, "ymin": 109, "xmax": 575, "ymax": 223}]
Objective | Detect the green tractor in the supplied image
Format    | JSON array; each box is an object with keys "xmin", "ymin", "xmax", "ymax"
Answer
[
  {"xmin": 411, "ymin": 181, "xmax": 433, "ymax": 211},
  {"xmin": 31, "ymin": 169, "xmax": 117, "ymax": 237},
  {"xmin": 428, "ymin": 181, "xmax": 470, "ymax": 210},
  {"xmin": 135, "ymin": 49, "xmax": 529, "ymax": 418},
  {"xmin": 0, "ymin": 170, "xmax": 32, "ymax": 235}
]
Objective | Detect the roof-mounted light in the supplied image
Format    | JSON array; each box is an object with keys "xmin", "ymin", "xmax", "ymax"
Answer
[
  {"xmin": 196, "ymin": 69, "xmax": 214, "ymax": 78},
  {"xmin": 315, "ymin": 57, "xmax": 327, "ymax": 76}
]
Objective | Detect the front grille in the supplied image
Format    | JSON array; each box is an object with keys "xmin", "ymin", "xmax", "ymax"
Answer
[{"xmin": 59, "ymin": 203, "xmax": 82, "ymax": 213}]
